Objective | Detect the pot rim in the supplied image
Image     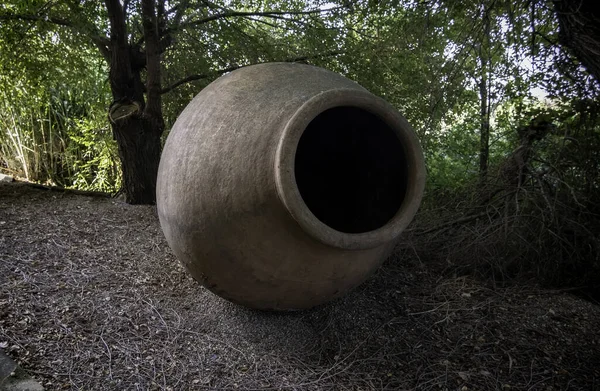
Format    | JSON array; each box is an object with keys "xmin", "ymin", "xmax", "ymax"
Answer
[{"xmin": 275, "ymin": 88, "xmax": 426, "ymax": 250}]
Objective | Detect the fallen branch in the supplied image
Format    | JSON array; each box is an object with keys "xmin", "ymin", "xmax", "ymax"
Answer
[
  {"xmin": 15, "ymin": 180, "xmax": 113, "ymax": 198},
  {"xmin": 160, "ymin": 50, "xmax": 343, "ymax": 94},
  {"xmin": 410, "ymin": 211, "xmax": 490, "ymax": 235}
]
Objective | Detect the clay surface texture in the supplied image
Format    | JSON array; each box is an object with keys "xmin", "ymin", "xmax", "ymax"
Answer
[{"xmin": 156, "ymin": 63, "xmax": 425, "ymax": 310}]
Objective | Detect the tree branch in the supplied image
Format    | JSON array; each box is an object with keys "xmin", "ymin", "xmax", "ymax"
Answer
[
  {"xmin": 534, "ymin": 30, "xmax": 558, "ymax": 46},
  {"xmin": 0, "ymin": 12, "xmax": 71, "ymax": 28},
  {"xmin": 141, "ymin": 0, "xmax": 163, "ymax": 119},
  {"xmin": 105, "ymin": 0, "xmax": 138, "ymax": 100},
  {"xmin": 174, "ymin": 7, "xmax": 341, "ymax": 32},
  {"xmin": 160, "ymin": 64, "xmax": 240, "ymax": 94},
  {"xmin": 92, "ymin": 39, "xmax": 111, "ymax": 62},
  {"xmin": 135, "ymin": 0, "xmax": 195, "ymax": 52},
  {"xmin": 160, "ymin": 51, "xmax": 343, "ymax": 95},
  {"xmin": 409, "ymin": 211, "xmax": 490, "ymax": 236},
  {"xmin": 0, "ymin": 11, "xmax": 111, "ymax": 62}
]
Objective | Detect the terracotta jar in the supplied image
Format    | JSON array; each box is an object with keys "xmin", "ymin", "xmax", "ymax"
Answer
[{"xmin": 157, "ymin": 63, "xmax": 425, "ymax": 310}]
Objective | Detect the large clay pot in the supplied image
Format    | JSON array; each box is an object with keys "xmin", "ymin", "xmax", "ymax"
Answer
[{"xmin": 157, "ymin": 63, "xmax": 425, "ymax": 310}]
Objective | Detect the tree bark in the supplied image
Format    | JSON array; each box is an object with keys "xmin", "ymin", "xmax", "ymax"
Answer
[
  {"xmin": 553, "ymin": 0, "xmax": 600, "ymax": 83},
  {"xmin": 105, "ymin": 0, "xmax": 164, "ymax": 204},
  {"xmin": 478, "ymin": 12, "xmax": 491, "ymax": 184},
  {"xmin": 478, "ymin": 70, "xmax": 490, "ymax": 181}
]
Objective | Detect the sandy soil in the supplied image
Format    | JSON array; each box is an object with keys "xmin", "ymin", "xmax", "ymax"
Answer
[{"xmin": 1, "ymin": 182, "xmax": 599, "ymax": 390}]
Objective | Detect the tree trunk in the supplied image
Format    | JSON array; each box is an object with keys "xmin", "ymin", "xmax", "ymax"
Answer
[
  {"xmin": 553, "ymin": 0, "xmax": 600, "ymax": 83},
  {"xmin": 111, "ymin": 117, "xmax": 162, "ymax": 204},
  {"xmin": 105, "ymin": 0, "xmax": 164, "ymax": 204},
  {"xmin": 479, "ymin": 71, "xmax": 490, "ymax": 181},
  {"xmin": 478, "ymin": 12, "xmax": 491, "ymax": 184}
]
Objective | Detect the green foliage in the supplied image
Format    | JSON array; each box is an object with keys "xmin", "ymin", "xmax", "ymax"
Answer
[
  {"xmin": 0, "ymin": 76, "xmax": 121, "ymax": 192},
  {"xmin": 67, "ymin": 115, "xmax": 122, "ymax": 194},
  {"xmin": 375, "ymin": 0, "xmax": 600, "ymax": 295},
  {"xmin": 1, "ymin": 0, "xmax": 599, "ymax": 290},
  {"xmin": 427, "ymin": 105, "xmax": 481, "ymax": 191},
  {"xmin": 0, "ymin": 19, "xmax": 119, "ymax": 192},
  {"xmin": 159, "ymin": 0, "xmax": 346, "ymax": 127}
]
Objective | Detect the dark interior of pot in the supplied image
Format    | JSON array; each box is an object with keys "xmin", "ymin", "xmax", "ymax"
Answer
[{"xmin": 294, "ymin": 106, "xmax": 408, "ymax": 234}]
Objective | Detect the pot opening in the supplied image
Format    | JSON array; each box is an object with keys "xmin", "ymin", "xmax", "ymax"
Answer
[{"xmin": 294, "ymin": 106, "xmax": 408, "ymax": 234}]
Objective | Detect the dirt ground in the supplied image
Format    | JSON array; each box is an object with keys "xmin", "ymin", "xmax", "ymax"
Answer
[{"xmin": 1, "ymin": 182, "xmax": 599, "ymax": 391}]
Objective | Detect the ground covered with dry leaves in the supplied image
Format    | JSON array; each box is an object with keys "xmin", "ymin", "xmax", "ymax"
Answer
[{"xmin": 1, "ymin": 182, "xmax": 599, "ymax": 391}]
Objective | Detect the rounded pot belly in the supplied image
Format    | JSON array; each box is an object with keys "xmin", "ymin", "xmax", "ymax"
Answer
[{"xmin": 157, "ymin": 63, "xmax": 426, "ymax": 310}]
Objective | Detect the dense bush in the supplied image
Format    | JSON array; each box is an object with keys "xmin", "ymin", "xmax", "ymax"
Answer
[
  {"xmin": 0, "ymin": 79, "xmax": 121, "ymax": 193},
  {"xmin": 411, "ymin": 99, "xmax": 600, "ymax": 297}
]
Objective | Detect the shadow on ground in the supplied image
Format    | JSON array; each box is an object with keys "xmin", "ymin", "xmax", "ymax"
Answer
[{"xmin": 1, "ymin": 182, "xmax": 599, "ymax": 390}]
